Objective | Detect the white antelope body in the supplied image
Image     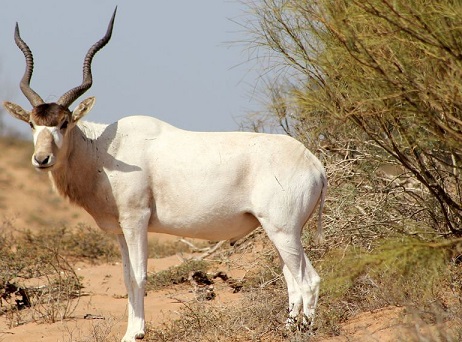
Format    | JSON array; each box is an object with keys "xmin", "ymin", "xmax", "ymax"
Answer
[{"xmin": 3, "ymin": 9, "xmax": 327, "ymax": 342}]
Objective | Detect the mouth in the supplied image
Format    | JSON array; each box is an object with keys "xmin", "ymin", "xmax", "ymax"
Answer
[
  {"xmin": 34, "ymin": 164, "xmax": 54, "ymax": 172},
  {"xmin": 32, "ymin": 160, "xmax": 55, "ymax": 171}
]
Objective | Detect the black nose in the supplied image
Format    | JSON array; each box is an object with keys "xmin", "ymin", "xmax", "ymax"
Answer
[{"xmin": 34, "ymin": 155, "xmax": 50, "ymax": 166}]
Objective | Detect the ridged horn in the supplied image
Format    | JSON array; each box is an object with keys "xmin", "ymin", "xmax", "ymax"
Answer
[
  {"xmin": 57, "ymin": 7, "xmax": 117, "ymax": 108},
  {"xmin": 14, "ymin": 23, "xmax": 44, "ymax": 107}
]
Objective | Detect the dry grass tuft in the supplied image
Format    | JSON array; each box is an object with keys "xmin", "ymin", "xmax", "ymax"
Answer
[
  {"xmin": 146, "ymin": 260, "xmax": 210, "ymax": 291},
  {"xmin": 61, "ymin": 316, "xmax": 121, "ymax": 342},
  {"xmin": 21, "ymin": 224, "xmax": 120, "ymax": 263}
]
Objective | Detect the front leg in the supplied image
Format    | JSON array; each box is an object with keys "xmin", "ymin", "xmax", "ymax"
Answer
[{"xmin": 117, "ymin": 210, "xmax": 149, "ymax": 342}]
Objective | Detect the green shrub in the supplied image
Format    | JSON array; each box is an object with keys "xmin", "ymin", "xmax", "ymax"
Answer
[{"xmin": 316, "ymin": 236, "xmax": 460, "ymax": 335}]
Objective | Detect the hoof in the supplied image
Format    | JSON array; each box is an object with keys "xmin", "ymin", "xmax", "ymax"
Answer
[
  {"xmin": 121, "ymin": 331, "xmax": 145, "ymax": 342},
  {"xmin": 135, "ymin": 332, "xmax": 145, "ymax": 339},
  {"xmin": 285, "ymin": 315, "xmax": 314, "ymax": 334}
]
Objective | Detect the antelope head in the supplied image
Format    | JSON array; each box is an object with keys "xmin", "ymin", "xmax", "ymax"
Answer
[{"xmin": 3, "ymin": 9, "xmax": 116, "ymax": 170}]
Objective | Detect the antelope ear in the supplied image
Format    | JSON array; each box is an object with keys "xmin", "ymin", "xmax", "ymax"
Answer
[
  {"xmin": 72, "ymin": 97, "xmax": 96, "ymax": 122},
  {"xmin": 3, "ymin": 101, "xmax": 30, "ymax": 123}
]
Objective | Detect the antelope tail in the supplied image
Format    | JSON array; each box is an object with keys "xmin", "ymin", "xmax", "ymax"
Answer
[{"xmin": 314, "ymin": 175, "xmax": 327, "ymax": 245}]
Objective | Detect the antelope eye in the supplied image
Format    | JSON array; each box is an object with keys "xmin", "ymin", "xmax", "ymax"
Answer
[{"xmin": 60, "ymin": 120, "xmax": 68, "ymax": 130}]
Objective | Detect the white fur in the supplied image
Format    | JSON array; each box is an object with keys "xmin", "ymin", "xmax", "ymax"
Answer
[{"xmin": 33, "ymin": 125, "xmax": 63, "ymax": 148}]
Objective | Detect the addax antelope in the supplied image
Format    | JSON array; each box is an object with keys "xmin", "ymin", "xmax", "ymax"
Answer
[{"xmin": 3, "ymin": 8, "xmax": 327, "ymax": 342}]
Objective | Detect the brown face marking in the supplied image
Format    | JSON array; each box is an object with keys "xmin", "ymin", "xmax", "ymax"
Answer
[{"xmin": 31, "ymin": 103, "xmax": 71, "ymax": 126}]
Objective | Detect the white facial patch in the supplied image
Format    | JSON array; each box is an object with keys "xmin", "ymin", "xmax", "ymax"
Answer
[{"xmin": 33, "ymin": 125, "xmax": 64, "ymax": 148}]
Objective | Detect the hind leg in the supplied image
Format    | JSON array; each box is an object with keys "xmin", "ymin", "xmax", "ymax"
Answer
[
  {"xmin": 266, "ymin": 224, "xmax": 320, "ymax": 326},
  {"xmin": 300, "ymin": 253, "xmax": 320, "ymax": 323},
  {"xmin": 282, "ymin": 264, "xmax": 303, "ymax": 323}
]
